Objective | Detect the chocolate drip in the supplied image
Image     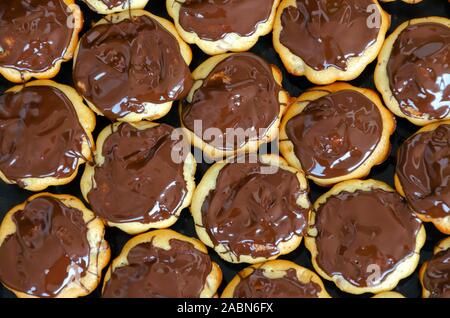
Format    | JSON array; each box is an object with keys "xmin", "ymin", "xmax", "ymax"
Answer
[{"xmin": 423, "ymin": 248, "xmax": 450, "ymax": 298}]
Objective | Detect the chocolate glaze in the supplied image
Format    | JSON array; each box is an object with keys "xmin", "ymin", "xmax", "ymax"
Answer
[
  {"xmin": 0, "ymin": 196, "xmax": 90, "ymax": 298},
  {"xmin": 396, "ymin": 124, "xmax": 450, "ymax": 219},
  {"xmin": 0, "ymin": 85, "xmax": 89, "ymax": 184},
  {"xmin": 233, "ymin": 268, "xmax": 322, "ymax": 298},
  {"xmin": 423, "ymin": 248, "xmax": 450, "ymax": 298},
  {"xmin": 0, "ymin": 0, "xmax": 73, "ymax": 74},
  {"xmin": 103, "ymin": 239, "xmax": 212, "ymax": 298},
  {"xmin": 178, "ymin": 0, "xmax": 274, "ymax": 41},
  {"xmin": 87, "ymin": 123, "xmax": 188, "ymax": 224},
  {"xmin": 279, "ymin": 0, "xmax": 380, "ymax": 71},
  {"xmin": 201, "ymin": 161, "xmax": 309, "ymax": 259},
  {"xmin": 315, "ymin": 188, "xmax": 421, "ymax": 287},
  {"xmin": 100, "ymin": 0, "xmax": 126, "ymax": 9},
  {"xmin": 387, "ymin": 22, "xmax": 450, "ymax": 119},
  {"xmin": 181, "ymin": 53, "xmax": 280, "ymax": 151},
  {"xmin": 286, "ymin": 90, "xmax": 383, "ymax": 179},
  {"xmin": 74, "ymin": 14, "xmax": 193, "ymax": 120}
]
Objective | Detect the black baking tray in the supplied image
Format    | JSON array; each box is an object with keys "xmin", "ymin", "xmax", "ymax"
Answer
[{"xmin": 0, "ymin": 0, "xmax": 449, "ymax": 299}]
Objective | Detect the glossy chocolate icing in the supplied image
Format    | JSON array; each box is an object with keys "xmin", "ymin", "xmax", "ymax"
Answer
[
  {"xmin": 285, "ymin": 90, "xmax": 383, "ymax": 179},
  {"xmin": 181, "ymin": 53, "xmax": 280, "ymax": 151},
  {"xmin": 279, "ymin": 0, "xmax": 380, "ymax": 71},
  {"xmin": 100, "ymin": 0, "xmax": 126, "ymax": 9},
  {"xmin": 423, "ymin": 248, "xmax": 450, "ymax": 298},
  {"xmin": 396, "ymin": 124, "xmax": 450, "ymax": 219},
  {"xmin": 315, "ymin": 188, "xmax": 421, "ymax": 287},
  {"xmin": 387, "ymin": 22, "xmax": 450, "ymax": 119},
  {"xmin": 233, "ymin": 268, "xmax": 322, "ymax": 298},
  {"xmin": 0, "ymin": 85, "xmax": 89, "ymax": 184},
  {"xmin": 201, "ymin": 161, "xmax": 309, "ymax": 259},
  {"xmin": 178, "ymin": 0, "xmax": 274, "ymax": 41},
  {"xmin": 0, "ymin": 196, "xmax": 90, "ymax": 297},
  {"xmin": 74, "ymin": 14, "xmax": 193, "ymax": 120},
  {"xmin": 87, "ymin": 123, "xmax": 188, "ymax": 224},
  {"xmin": 102, "ymin": 238, "xmax": 212, "ymax": 298},
  {"xmin": 0, "ymin": 0, "xmax": 73, "ymax": 74}
]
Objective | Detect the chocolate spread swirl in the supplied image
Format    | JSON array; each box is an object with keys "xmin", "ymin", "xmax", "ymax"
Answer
[{"xmin": 423, "ymin": 248, "xmax": 450, "ymax": 298}]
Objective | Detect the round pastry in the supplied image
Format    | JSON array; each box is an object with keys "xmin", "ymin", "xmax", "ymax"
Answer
[
  {"xmin": 0, "ymin": 0, "xmax": 82, "ymax": 83},
  {"xmin": 305, "ymin": 179, "xmax": 426, "ymax": 294},
  {"xmin": 73, "ymin": 9, "xmax": 193, "ymax": 122},
  {"xmin": 82, "ymin": 0, "xmax": 149, "ymax": 14},
  {"xmin": 395, "ymin": 120, "xmax": 450, "ymax": 234},
  {"xmin": 0, "ymin": 193, "xmax": 110, "ymax": 298},
  {"xmin": 191, "ymin": 154, "xmax": 311, "ymax": 264},
  {"xmin": 80, "ymin": 122, "xmax": 196, "ymax": 235},
  {"xmin": 222, "ymin": 260, "xmax": 330, "ymax": 298},
  {"xmin": 166, "ymin": 0, "xmax": 280, "ymax": 55},
  {"xmin": 0, "ymin": 80, "xmax": 95, "ymax": 191},
  {"xmin": 102, "ymin": 229, "xmax": 222, "ymax": 298},
  {"xmin": 180, "ymin": 52, "xmax": 288, "ymax": 160},
  {"xmin": 272, "ymin": 0, "xmax": 390, "ymax": 85},
  {"xmin": 280, "ymin": 83, "xmax": 395, "ymax": 187},
  {"xmin": 380, "ymin": 0, "xmax": 422, "ymax": 3},
  {"xmin": 419, "ymin": 237, "xmax": 450, "ymax": 298},
  {"xmin": 372, "ymin": 291, "xmax": 405, "ymax": 298},
  {"xmin": 375, "ymin": 17, "xmax": 450, "ymax": 126}
]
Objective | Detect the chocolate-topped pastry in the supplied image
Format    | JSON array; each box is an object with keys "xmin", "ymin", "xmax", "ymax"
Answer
[
  {"xmin": 375, "ymin": 17, "xmax": 450, "ymax": 126},
  {"xmin": 102, "ymin": 229, "xmax": 222, "ymax": 298},
  {"xmin": 80, "ymin": 122, "xmax": 196, "ymax": 235},
  {"xmin": 73, "ymin": 10, "xmax": 193, "ymax": 122},
  {"xmin": 222, "ymin": 260, "xmax": 330, "ymax": 298},
  {"xmin": 167, "ymin": 0, "xmax": 280, "ymax": 55},
  {"xmin": 180, "ymin": 52, "xmax": 288, "ymax": 160},
  {"xmin": 0, "ymin": 80, "xmax": 95, "ymax": 191},
  {"xmin": 395, "ymin": 121, "xmax": 450, "ymax": 234},
  {"xmin": 273, "ymin": 0, "xmax": 390, "ymax": 84},
  {"xmin": 0, "ymin": 0, "xmax": 82, "ymax": 83},
  {"xmin": 0, "ymin": 193, "xmax": 110, "ymax": 298},
  {"xmin": 305, "ymin": 179, "xmax": 425, "ymax": 294},
  {"xmin": 420, "ymin": 237, "xmax": 450, "ymax": 298},
  {"xmin": 191, "ymin": 155, "xmax": 310, "ymax": 264},
  {"xmin": 280, "ymin": 83, "xmax": 395, "ymax": 187},
  {"xmin": 82, "ymin": 0, "xmax": 149, "ymax": 14}
]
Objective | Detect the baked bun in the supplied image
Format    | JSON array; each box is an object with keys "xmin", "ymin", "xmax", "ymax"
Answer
[
  {"xmin": 81, "ymin": 122, "xmax": 196, "ymax": 235},
  {"xmin": 0, "ymin": 0, "xmax": 82, "ymax": 83},
  {"xmin": 305, "ymin": 179, "xmax": 426, "ymax": 294},
  {"xmin": 180, "ymin": 52, "xmax": 288, "ymax": 160},
  {"xmin": 102, "ymin": 229, "xmax": 222, "ymax": 298},
  {"xmin": 395, "ymin": 120, "xmax": 450, "ymax": 234},
  {"xmin": 166, "ymin": 0, "xmax": 280, "ymax": 55},
  {"xmin": 82, "ymin": 0, "xmax": 149, "ymax": 14},
  {"xmin": 375, "ymin": 17, "xmax": 450, "ymax": 126},
  {"xmin": 280, "ymin": 83, "xmax": 395, "ymax": 187},
  {"xmin": 372, "ymin": 291, "xmax": 405, "ymax": 298},
  {"xmin": 0, "ymin": 193, "xmax": 110, "ymax": 298},
  {"xmin": 73, "ymin": 9, "xmax": 193, "ymax": 122},
  {"xmin": 191, "ymin": 154, "xmax": 311, "ymax": 264},
  {"xmin": 273, "ymin": 0, "xmax": 390, "ymax": 84},
  {"xmin": 419, "ymin": 237, "xmax": 450, "ymax": 298},
  {"xmin": 222, "ymin": 259, "xmax": 330, "ymax": 298},
  {"xmin": 0, "ymin": 80, "xmax": 95, "ymax": 191}
]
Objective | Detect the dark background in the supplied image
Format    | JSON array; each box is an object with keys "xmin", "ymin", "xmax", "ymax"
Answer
[{"xmin": 0, "ymin": 0, "xmax": 449, "ymax": 298}]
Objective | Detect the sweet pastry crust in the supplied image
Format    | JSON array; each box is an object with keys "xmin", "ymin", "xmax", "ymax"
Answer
[
  {"xmin": 221, "ymin": 259, "xmax": 330, "ymax": 298},
  {"xmin": 372, "ymin": 291, "xmax": 405, "ymax": 298},
  {"xmin": 305, "ymin": 179, "xmax": 426, "ymax": 295},
  {"xmin": 82, "ymin": 0, "xmax": 149, "ymax": 14},
  {"xmin": 419, "ymin": 237, "xmax": 450, "ymax": 298},
  {"xmin": 279, "ymin": 83, "xmax": 396, "ymax": 187},
  {"xmin": 102, "ymin": 229, "xmax": 222, "ymax": 298},
  {"xmin": 394, "ymin": 120, "xmax": 450, "ymax": 235},
  {"xmin": 180, "ymin": 53, "xmax": 289, "ymax": 161},
  {"xmin": 166, "ymin": 0, "xmax": 281, "ymax": 55},
  {"xmin": 80, "ymin": 121, "xmax": 196, "ymax": 235},
  {"xmin": 0, "ymin": 192, "xmax": 110, "ymax": 298},
  {"xmin": 0, "ymin": 80, "xmax": 96, "ymax": 191},
  {"xmin": 272, "ymin": 0, "xmax": 390, "ymax": 85},
  {"xmin": 190, "ymin": 154, "xmax": 310, "ymax": 264},
  {"xmin": 73, "ymin": 9, "xmax": 192, "ymax": 122},
  {"xmin": 380, "ymin": 0, "xmax": 422, "ymax": 3},
  {"xmin": 0, "ymin": 0, "xmax": 83, "ymax": 83},
  {"xmin": 374, "ymin": 17, "xmax": 450, "ymax": 126}
]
